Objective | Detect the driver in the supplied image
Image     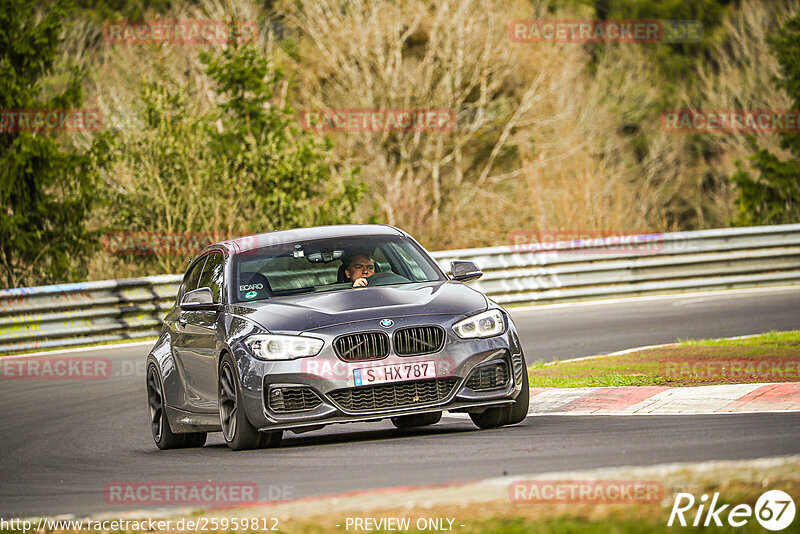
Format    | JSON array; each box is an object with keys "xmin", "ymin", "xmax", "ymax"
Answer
[{"xmin": 344, "ymin": 254, "xmax": 376, "ymax": 287}]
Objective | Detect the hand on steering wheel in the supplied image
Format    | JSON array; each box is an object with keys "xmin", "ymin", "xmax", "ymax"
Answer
[
  {"xmin": 365, "ymin": 271, "xmax": 394, "ymax": 286},
  {"xmin": 353, "ymin": 272, "xmax": 407, "ymax": 287}
]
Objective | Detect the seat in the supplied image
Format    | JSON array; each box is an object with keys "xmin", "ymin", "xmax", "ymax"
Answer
[{"xmin": 336, "ymin": 264, "xmax": 348, "ymax": 283}]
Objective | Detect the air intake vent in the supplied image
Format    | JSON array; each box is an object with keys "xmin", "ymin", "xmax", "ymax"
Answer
[
  {"xmin": 267, "ymin": 386, "xmax": 323, "ymax": 413},
  {"xmin": 393, "ymin": 326, "xmax": 445, "ymax": 356},
  {"xmin": 334, "ymin": 332, "xmax": 390, "ymax": 362},
  {"xmin": 466, "ymin": 361, "xmax": 510, "ymax": 391},
  {"xmin": 328, "ymin": 378, "xmax": 459, "ymax": 412}
]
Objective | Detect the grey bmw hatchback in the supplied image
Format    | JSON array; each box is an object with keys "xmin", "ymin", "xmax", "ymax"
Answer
[{"xmin": 146, "ymin": 224, "xmax": 529, "ymax": 450}]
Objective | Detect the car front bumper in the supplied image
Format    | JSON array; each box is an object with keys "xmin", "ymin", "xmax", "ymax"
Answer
[{"xmin": 230, "ymin": 313, "xmax": 527, "ymax": 432}]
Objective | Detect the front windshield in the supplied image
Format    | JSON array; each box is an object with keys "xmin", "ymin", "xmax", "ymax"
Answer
[{"xmin": 232, "ymin": 235, "xmax": 445, "ymax": 302}]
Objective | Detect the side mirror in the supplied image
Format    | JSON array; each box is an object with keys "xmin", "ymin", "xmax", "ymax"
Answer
[
  {"xmin": 450, "ymin": 260, "xmax": 483, "ymax": 282},
  {"xmin": 180, "ymin": 287, "xmax": 217, "ymax": 310}
]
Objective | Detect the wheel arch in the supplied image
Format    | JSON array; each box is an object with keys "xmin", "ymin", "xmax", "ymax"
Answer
[{"xmin": 146, "ymin": 331, "xmax": 187, "ymax": 410}]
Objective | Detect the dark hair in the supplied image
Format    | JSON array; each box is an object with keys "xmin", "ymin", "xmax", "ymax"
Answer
[{"xmin": 345, "ymin": 252, "xmax": 374, "ymax": 268}]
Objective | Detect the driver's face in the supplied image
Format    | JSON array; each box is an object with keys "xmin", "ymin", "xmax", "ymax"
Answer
[{"xmin": 346, "ymin": 255, "xmax": 375, "ymax": 281}]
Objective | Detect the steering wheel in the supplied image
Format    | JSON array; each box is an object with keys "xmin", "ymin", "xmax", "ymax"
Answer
[{"xmin": 366, "ymin": 271, "xmax": 409, "ymax": 286}]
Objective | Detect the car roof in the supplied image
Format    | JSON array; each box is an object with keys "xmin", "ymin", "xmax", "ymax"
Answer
[{"xmin": 209, "ymin": 224, "xmax": 407, "ymax": 254}]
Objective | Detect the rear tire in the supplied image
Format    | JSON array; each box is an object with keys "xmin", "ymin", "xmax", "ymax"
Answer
[
  {"xmin": 147, "ymin": 364, "xmax": 207, "ymax": 449},
  {"xmin": 219, "ymin": 354, "xmax": 262, "ymax": 451},
  {"xmin": 391, "ymin": 411, "xmax": 442, "ymax": 429}
]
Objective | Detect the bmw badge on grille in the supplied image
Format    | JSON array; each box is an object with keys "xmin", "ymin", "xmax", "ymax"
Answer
[{"xmin": 380, "ymin": 319, "xmax": 393, "ymax": 328}]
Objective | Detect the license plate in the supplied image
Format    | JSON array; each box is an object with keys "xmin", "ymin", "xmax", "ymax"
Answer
[{"xmin": 353, "ymin": 360, "xmax": 437, "ymax": 386}]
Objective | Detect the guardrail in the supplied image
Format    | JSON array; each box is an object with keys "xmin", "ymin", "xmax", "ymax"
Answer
[
  {"xmin": 1, "ymin": 224, "xmax": 799, "ymax": 354},
  {"xmin": 431, "ymin": 224, "xmax": 800, "ymax": 305}
]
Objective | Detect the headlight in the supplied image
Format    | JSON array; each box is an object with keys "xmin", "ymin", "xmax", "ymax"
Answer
[
  {"xmin": 244, "ymin": 334, "xmax": 324, "ymax": 361},
  {"xmin": 452, "ymin": 309, "xmax": 505, "ymax": 339}
]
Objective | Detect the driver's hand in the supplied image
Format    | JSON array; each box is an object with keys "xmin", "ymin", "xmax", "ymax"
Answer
[{"xmin": 353, "ymin": 277, "xmax": 368, "ymax": 287}]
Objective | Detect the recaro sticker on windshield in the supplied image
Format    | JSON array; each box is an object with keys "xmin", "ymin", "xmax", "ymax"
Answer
[
  {"xmin": 244, "ymin": 291, "xmax": 257, "ymax": 299},
  {"xmin": 239, "ymin": 283, "xmax": 263, "ymax": 291}
]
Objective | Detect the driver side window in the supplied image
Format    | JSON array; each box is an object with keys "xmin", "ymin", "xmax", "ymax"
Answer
[
  {"xmin": 180, "ymin": 257, "xmax": 206, "ymax": 300},
  {"xmin": 198, "ymin": 252, "xmax": 224, "ymax": 303}
]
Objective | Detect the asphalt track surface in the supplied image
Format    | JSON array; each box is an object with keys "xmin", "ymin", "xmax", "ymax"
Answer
[{"xmin": 1, "ymin": 286, "xmax": 799, "ymax": 517}]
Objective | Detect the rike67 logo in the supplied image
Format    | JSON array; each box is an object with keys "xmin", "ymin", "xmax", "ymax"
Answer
[{"xmin": 668, "ymin": 490, "xmax": 796, "ymax": 531}]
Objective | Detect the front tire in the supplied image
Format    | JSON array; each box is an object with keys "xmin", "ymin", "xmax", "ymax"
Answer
[
  {"xmin": 504, "ymin": 358, "xmax": 530, "ymax": 425},
  {"xmin": 468, "ymin": 406, "xmax": 506, "ymax": 429},
  {"xmin": 219, "ymin": 354, "xmax": 263, "ymax": 451},
  {"xmin": 260, "ymin": 431, "xmax": 283, "ymax": 448},
  {"xmin": 147, "ymin": 364, "xmax": 207, "ymax": 449},
  {"xmin": 469, "ymin": 355, "xmax": 530, "ymax": 429}
]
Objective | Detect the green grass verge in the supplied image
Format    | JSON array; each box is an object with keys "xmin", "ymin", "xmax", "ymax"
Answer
[
  {"xmin": 528, "ymin": 330, "xmax": 800, "ymax": 388},
  {"xmin": 679, "ymin": 330, "xmax": 800, "ymax": 346}
]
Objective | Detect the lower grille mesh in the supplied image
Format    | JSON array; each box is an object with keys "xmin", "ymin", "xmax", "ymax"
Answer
[
  {"xmin": 328, "ymin": 378, "xmax": 459, "ymax": 412},
  {"xmin": 466, "ymin": 361, "xmax": 510, "ymax": 391},
  {"xmin": 267, "ymin": 386, "xmax": 323, "ymax": 413}
]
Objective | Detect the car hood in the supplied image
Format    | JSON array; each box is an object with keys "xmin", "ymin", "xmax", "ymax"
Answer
[{"xmin": 230, "ymin": 281, "xmax": 487, "ymax": 333}]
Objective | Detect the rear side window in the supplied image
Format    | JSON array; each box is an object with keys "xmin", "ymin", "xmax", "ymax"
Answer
[{"xmin": 198, "ymin": 252, "xmax": 225, "ymax": 303}]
